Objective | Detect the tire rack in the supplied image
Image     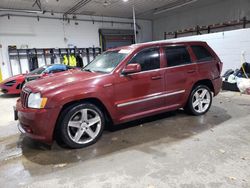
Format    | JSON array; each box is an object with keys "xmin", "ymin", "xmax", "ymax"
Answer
[
  {"xmin": 164, "ymin": 17, "xmax": 250, "ymax": 39},
  {"xmin": 8, "ymin": 47, "xmax": 101, "ymax": 76}
]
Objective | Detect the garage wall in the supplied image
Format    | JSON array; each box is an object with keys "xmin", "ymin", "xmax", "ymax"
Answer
[
  {"xmin": 155, "ymin": 28, "xmax": 250, "ymax": 74},
  {"xmin": 0, "ymin": 14, "xmax": 152, "ymax": 79},
  {"xmin": 153, "ymin": 0, "xmax": 250, "ymax": 40}
]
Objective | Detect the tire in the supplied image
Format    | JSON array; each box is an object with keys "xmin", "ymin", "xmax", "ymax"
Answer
[
  {"xmin": 56, "ymin": 102, "xmax": 105, "ymax": 149},
  {"xmin": 184, "ymin": 85, "xmax": 212, "ymax": 116}
]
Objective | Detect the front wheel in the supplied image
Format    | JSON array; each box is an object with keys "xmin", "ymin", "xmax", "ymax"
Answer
[
  {"xmin": 57, "ymin": 103, "xmax": 105, "ymax": 149},
  {"xmin": 185, "ymin": 85, "xmax": 212, "ymax": 116}
]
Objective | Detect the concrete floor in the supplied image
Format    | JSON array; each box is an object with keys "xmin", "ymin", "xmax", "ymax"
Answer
[{"xmin": 0, "ymin": 91, "xmax": 250, "ymax": 188}]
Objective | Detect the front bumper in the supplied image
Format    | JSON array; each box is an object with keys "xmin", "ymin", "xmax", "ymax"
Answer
[
  {"xmin": 0, "ymin": 84, "xmax": 21, "ymax": 94},
  {"xmin": 16, "ymin": 99, "xmax": 61, "ymax": 144},
  {"xmin": 0, "ymin": 83, "xmax": 8, "ymax": 93},
  {"xmin": 17, "ymin": 122, "xmax": 26, "ymax": 134}
]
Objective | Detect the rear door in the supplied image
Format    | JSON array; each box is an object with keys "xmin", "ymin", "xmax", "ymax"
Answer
[{"xmin": 163, "ymin": 45, "xmax": 197, "ymax": 107}]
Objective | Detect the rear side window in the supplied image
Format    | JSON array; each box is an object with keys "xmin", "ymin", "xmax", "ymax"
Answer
[
  {"xmin": 129, "ymin": 48, "xmax": 160, "ymax": 71},
  {"xmin": 164, "ymin": 46, "xmax": 191, "ymax": 67},
  {"xmin": 191, "ymin": 45, "xmax": 214, "ymax": 62}
]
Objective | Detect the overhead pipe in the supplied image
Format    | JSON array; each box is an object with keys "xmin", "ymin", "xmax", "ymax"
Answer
[
  {"xmin": 0, "ymin": 13, "xmax": 141, "ymax": 30},
  {"xmin": 64, "ymin": 0, "xmax": 92, "ymax": 17},
  {"xmin": 66, "ymin": 0, "xmax": 91, "ymax": 14},
  {"xmin": 0, "ymin": 8, "xmax": 43, "ymax": 14},
  {"xmin": 154, "ymin": 0, "xmax": 198, "ymax": 15},
  {"xmin": 64, "ymin": 0, "xmax": 88, "ymax": 14}
]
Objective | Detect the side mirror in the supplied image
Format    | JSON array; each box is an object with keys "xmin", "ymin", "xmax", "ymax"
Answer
[{"xmin": 122, "ymin": 63, "xmax": 141, "ymax": 75}]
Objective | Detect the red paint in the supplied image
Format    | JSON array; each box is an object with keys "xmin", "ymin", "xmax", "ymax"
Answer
[
  {"xmin": 16, "ymin": 41, "xmax": 223, "ymax": 144},
  {"xmin": 0, "ymin": 74, "xmax": 25, "ymax": 94},
  {"xmin": 0, "ymin": 67, "xmax": 79, "ymax": 94}
]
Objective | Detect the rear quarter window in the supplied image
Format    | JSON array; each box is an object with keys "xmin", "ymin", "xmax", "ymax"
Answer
[{"xmin": 191, "ymin": 45, "xmax": 214, "ymax": 62}]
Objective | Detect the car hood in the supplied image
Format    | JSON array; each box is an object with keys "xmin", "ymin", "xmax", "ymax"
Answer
[
  {"xmin": 24, "ymin": 70, "xmax": 103, "ymax": 93},
  {"xmin": 1, "ymin": 74, "xmax": 25, "ymax": 84}
]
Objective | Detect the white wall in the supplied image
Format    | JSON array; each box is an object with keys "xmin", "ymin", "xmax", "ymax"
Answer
[
  {"xmin": 153, "ymin": 28, "xmax": 250, "ymax": 74},
  {"xmin": 0, "ymin": 14, "xmax": 152, "ymax": 79}
]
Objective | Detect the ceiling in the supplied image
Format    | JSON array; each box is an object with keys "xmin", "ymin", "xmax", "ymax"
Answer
[{"xmin": 0, "ymin": 0, "xmax": 199, "ymax": 19}]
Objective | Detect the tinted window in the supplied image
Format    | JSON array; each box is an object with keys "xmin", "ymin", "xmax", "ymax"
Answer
[
  {"xmin": 191, "ymin": 45, "xmax": 214, "ymax": 62},
  {"xmin": 129, "ymin": 48, "xmax": 160, "ymax": 71},
  {"xmin": 165, "ymin": 46, "xmax": 191, "ymax": 67}
]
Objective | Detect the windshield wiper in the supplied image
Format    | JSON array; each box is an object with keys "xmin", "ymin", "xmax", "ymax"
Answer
[
  {"xmin": 82, "ymin": 68, "xmax": 93, "ymax": 72},
  {"xmin": 93, "ymin": 70, "xmax": 108, "ymax": 74},
  {"xmin": 82, "ymin": 68, "xmax": 107, "ymax": 74}
]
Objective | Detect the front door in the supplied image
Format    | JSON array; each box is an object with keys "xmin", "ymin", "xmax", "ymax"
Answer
[{"xmin": 114, "ymin": 47, "xmax": 165, "ymax": 122}]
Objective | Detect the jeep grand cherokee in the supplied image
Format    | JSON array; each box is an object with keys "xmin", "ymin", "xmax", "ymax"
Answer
[{"xmin": 15, "ymin": 41, "xmax": 223, "ymax": 148}]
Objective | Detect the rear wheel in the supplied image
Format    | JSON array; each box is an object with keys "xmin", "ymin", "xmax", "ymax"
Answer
[
  {"xmin": 57, "ymin": 103, "xmax": 105, "ymax": 149},
  {"xmin": 185, "ymin": 85, "xmax": 212, "ymax": 116}
]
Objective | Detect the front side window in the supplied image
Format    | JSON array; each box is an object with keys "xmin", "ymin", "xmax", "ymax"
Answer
[
  {"xmin": 191, "ymin": 45, "xmax": 214, "ymax": 62},
  {"xmin": 129, "ymin": 48, "xmax": 160, "ymax": 72},
  {"xmin": 165, "ymin": 46, "xmax": 191, "ymax": 67},
  {"xmin": 83, "ymin": 50, "xmax": 129, "ymax": 73}
]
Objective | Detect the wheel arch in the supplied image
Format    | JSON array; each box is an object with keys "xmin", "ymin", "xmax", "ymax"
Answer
[
  {"xmin": 53, "ymin": 97, "xmax": 113, "ymax": 140},
  {"xmin": 184, "ymin": 80, "xmax": 213, "ymax": 115},
  {"xmin": 184, "ymin": 79, "xmax": 214, "ymax": 108},
  {"xmin": 192, "ymin": 79, "xmax": 215, "ymax": 94}
]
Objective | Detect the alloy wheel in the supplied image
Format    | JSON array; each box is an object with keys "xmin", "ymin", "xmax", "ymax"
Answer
[
  {"xmin": 67, "ymin": 108, "xmax": 101, "ymax": 144},
  {"xmin": 192, "ymin": 88, "xmax": 211, "ymax": 113}
]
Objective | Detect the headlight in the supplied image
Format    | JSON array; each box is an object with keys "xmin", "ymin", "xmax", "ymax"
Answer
[
  {"xmin": 4, "ymin": 80, "xmax": 16, "ymax": 87},
  {"xmin": 28, "ymin": 93, "xmax": 47, "ymax": 109}
]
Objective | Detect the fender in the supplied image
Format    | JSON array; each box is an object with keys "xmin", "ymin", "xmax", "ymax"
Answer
[{"xmin": 45, "ymin": 84, "xmax": 117, "ymax": 121}]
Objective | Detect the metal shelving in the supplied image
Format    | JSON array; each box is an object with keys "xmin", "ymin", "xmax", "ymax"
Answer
[{"xmin": 8, "ymin": 47, "xmax": 101, "ymax": 76}]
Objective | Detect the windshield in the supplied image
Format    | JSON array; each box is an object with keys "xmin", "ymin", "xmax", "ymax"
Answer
[
  {"xmin": 29, "ymin": 66, "xmax": 48, "ymax": 75},
  {"xmin": 83, "ymin": 50, "xmax": 129, "ymax": 73}
]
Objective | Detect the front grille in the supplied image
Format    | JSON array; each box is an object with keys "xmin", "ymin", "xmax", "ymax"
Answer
[{"xmin": 20, "ymin": 88, "xmax": 31, "ymax": 108}]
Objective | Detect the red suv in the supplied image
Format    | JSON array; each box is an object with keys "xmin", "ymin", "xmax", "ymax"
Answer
[{"xmin": 15, "ymin": 41, "xmax": 223, "ymax": 148}]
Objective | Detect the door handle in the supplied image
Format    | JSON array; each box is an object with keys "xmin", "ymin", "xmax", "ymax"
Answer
[
  {"xmin": 187, "ymin": 70, "xmax": 196, "ymax": 73},
  {"xmin": 151, "ymin": 76, "xmax": 163, "ymax": 80}
]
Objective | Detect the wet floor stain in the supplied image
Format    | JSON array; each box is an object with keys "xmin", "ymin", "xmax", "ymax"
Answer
[
  {"xmin": 1, "ymin": 106, "xmax": 231, "ymax": 166},
  {"xmin": 0, "ymin": 93, "xmax": 250, "ymax": 187}
]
